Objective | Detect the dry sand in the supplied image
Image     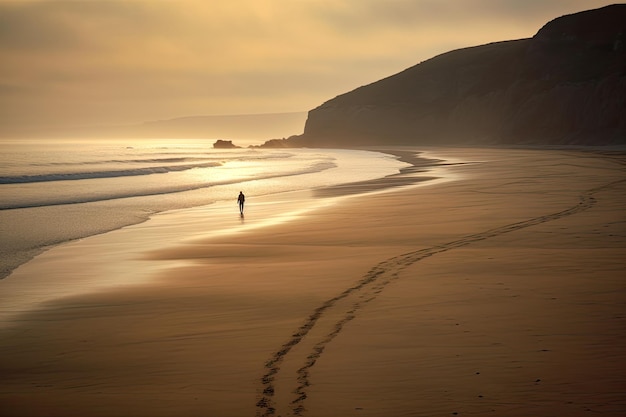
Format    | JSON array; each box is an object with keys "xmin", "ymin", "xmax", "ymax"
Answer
[{"xmin": 0, "ymin": 147, "xmax": 624, "ymax": 417}]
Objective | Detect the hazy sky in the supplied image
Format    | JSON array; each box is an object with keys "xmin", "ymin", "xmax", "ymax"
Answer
[{"xmin": 0, "ymin": 0, "xmax": 614, "ymax": 131}]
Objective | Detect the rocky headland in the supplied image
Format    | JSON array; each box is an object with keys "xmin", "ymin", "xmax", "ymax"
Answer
[{"xmin": 266, "ymin": 5, "xmax": 626, "ymax": 147}]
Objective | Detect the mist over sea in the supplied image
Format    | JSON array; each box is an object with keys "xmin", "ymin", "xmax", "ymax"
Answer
[{"xmin": 0, "ymin": 138, "xmax": 409, "ymax": 279}]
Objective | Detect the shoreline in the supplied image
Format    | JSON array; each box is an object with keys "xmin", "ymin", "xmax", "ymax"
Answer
[
  {"xmin": 313, "ymin": 148, "xmax": 450, "ymax": 198},
  {"xmin": 1, "ymin": 147, "xmax": 624, "ymax": 416},
  {"xmin": 0, "ymin": 148, "xmax": 445, "ymax": 323},
  {"xmin": 0, "ymin": 147, "xmax": 427, "ymax": 281}
]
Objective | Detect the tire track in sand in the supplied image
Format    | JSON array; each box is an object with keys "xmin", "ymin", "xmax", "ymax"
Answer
[{"xmin": 255, "ymin": 179, "xmax": 624, "ymax": 417}]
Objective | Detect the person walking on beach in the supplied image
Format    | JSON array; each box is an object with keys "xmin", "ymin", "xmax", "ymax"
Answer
[{"xmin": 237, "ymin": 191, "xmax": 245, "ymax": 215}]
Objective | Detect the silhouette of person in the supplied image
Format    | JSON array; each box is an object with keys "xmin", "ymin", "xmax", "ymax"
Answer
[{"xmin": 237, "ymin": 191, "xmax": 245, "ymax": 215}]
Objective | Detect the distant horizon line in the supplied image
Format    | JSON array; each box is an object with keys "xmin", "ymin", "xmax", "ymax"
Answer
[
  {"xmin": 0, "ymin": 111, "xmax": 309, "ymax": 140},
  {"xmin": 144, "ymin": 110, "xmax": 308, "ymax": 123},
  {"xmin": 3, "ymin": 110, "xmax": 309, "ymax": 130}
]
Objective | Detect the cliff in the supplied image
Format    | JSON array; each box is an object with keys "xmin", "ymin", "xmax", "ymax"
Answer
[{"xmin": 288, "ymin": 5, "xmax": 626, "ymax": 147}]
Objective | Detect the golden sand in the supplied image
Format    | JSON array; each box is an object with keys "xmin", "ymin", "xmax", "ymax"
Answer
[{"xmin": 1, "ymin": 148, "xmax": 624, "ymax": 417}]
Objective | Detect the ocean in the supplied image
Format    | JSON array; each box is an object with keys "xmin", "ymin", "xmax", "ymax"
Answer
[{"xmin": 0, "ymin": 138, "xmax": 411, "ymax": 280}]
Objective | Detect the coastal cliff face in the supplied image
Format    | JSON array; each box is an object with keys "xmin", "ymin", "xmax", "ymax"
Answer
[{"xmin": 295, "ymin": 5, "xmax": 626, "ymax": 147}]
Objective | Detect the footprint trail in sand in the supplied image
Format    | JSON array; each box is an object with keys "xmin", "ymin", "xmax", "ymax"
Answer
[{"xmin": 255, "ymin": 179, "xmax": 624, "ymax": 417}]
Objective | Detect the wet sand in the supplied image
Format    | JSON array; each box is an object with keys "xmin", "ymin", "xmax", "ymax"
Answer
[{"xmin": 0, "ymin": 147, "xmax": 624, "ymax": 417}]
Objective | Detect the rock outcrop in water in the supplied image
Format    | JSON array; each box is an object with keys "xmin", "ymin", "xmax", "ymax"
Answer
[
  {"xmin": 213, "ymin": 140, "xmax": 240, "ymax": 149},
  {"xmin": 277, "ymin": 5, "xmax": 626, "ymax": 147}
]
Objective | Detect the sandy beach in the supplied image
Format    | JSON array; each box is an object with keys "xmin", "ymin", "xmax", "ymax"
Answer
[{"xmin": 0, "ymin": 147, "xmax": 624, "ymax": 417}]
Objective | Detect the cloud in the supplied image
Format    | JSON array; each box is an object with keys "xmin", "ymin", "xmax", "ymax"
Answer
[{"xmin": 0, "ymin": 0, "xmax": 616, "ymax": 131}]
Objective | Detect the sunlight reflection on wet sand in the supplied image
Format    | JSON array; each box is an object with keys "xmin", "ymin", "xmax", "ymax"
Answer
[{"xmin": 0, "ymin": 155, "xmax": 461, "ymax": 327}]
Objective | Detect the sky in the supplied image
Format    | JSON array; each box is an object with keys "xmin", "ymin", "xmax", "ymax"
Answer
[{"xmin": 0, "ymin": 0, "xmax": 616, "ymax": 133}]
